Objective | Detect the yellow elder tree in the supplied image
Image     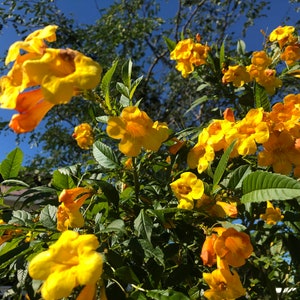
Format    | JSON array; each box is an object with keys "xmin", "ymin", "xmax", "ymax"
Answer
[{"xmin": 0, "ymin": 23, "xmax": 300, "ymax": 300}]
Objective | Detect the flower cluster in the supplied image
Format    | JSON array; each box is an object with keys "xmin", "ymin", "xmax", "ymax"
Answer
[
  {"xmin": 170, "ymin": 36, "xmax": 210, "ymax": 78},
  {"xmin": 260, "ymin": 201, "xmax": 284, "ymax": 225},
  {"xmin": 72, "ymin": 123, "xmax": 95, "ymax": 150},
  {"xmin": 106, "ymin": 106, "xmax": 169, "ymax": 157},
  {"xmin": 28, "ymin": 230, "xmax": 103, "ymax": 300},
  {"xmin": 0, "ymin": 25, "xmax": 102, "ymax": 133},
  {"xmin": 222, "ymin": 26, "xmax": 300, "ymax": 95},
  {"xmin": 201, "ymin": 227, "xmax": 253, "ymax": 299}
]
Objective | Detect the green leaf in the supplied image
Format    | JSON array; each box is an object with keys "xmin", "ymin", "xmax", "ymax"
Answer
[
  {"xmin": 93, "ymin": 141, "xmax": 120, "ymax": 169},
  {"xmin": 241, "ymin": 171, "xmax": 300, "ymax": 203},
  {"xmin": 51, "ymin": 170, "xmax": 76, "ymax": 190},
  {"xmin": 134, "ymin": 209, "xmax": 153, "ymax": 243},
  {"xmin": 227, "ymin": 165, "xmax": 252, "ymax": 190},
  {"xmin": 236, "ymin": 39, "xmax": 246, "ymax": 55},
  {"xmin": 8, "ymin": 210, "xmax": 32, "ymax": 226},
  {"xmin": 138, "ymin": 239, "xmax": 165, "ymax": 267},
  {"xmin": 102, "ymin": 219, "xmax": 125, "ymax": 233},
  {"xmin": 115, "ymin": 266, "xmax": 140, "ymax": 284},
  {"xmin": 121, "ymin": 59, "xmax": 132, "ymax": 88},
  {"xmin": 116, "ymin": 82, "xmax": 130, "ymax": 98},
  {"xmin": 219, "ymin": 39, "xmax": 226, "ymax": 69},
  {"xmin": 100, "ymin": 60, "xmax": 118, "ymax": 110},
  {"xmin": 185, "ymin": 95, "xmax": 208, "ymax": 115},
  {"xmin": 129, "ymin": 75, "xmax": 143, "ymax": 100},
  {"xmin": 254, "ymin": 83, "xmax": 271, "ymax": 112},
  {"xmin": 212, "ymin": 140, "xmax": 236, "ymax": 191},
  {"xmin": 163, "ymin": 36, "xmax": 177, "ymax": 52},
  {"xmin": 0, "ymin": 148, "xmax": 23, "ymax": 179},
  {"xmin": 39, "ymin": 205, "xmax": 57, "ymax": 230},
  {"xmin": 147, "ymin": 289, "xmax": 190, "ymax": 300}
]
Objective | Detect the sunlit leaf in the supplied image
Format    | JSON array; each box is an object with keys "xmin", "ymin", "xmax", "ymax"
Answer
[
  {"xmin": 134, "ymin": 209, "xmax": 153, "ymax": 243},
  {"xmin": 241, "ymin": 171, "xmax": 300, "ymax": 203},
  {"xmin": 93, "ymin": 141, "xmax": 120, "ymax": 169},
  {"xmin": 0, "ymin": 148, "xmax": 23, "ymax": 179}
]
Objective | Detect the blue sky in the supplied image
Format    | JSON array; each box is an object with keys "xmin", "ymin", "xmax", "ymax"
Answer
[{"xmin": 0, "ymin": 0, "xmax": 299, "ymax": 164}]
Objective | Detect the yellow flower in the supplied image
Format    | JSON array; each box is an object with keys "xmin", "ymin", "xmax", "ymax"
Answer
[
  {"xmin": 269, "ymin": 25, "xmax": 297, "ymax": 48},
  {"xmin": 5, "ymin": 24, "xmax": 58, "ymax": 65},
  {"xmin": 200, "ymin": 234, "xmax": 218, "ymax": 267},
  {"xmin": 203, "ymin": 269, "xmax": 246, "ymax": 300},
  {"xmin": 57, "ymin": 187, "xmax": 93, "ymax": 232},
  {"xmin": 0, "ymin": 25, "xmax": 102, "ymax": 133},
  {"xmin": 106, "ymin": 106, "xmax": 169, "ymax": 157},
  {"xmin": 28, "ymin": 230, "xmax": 103, "ymax": 300},
  {"xmin": 187, "ymin": 128, "xmax": 215, "ymax": 173},
  {"xmin": 260, "ymin": 201, "xmax": 284, "ymax": 225},
  {"xmin": 255, "ymin": 69, "xmax": 282, "ymax": 95},
  {"xmin": 213, "ymin": 227, "xmax": 253, "ymax": 267},
  {"xmin": 222, "ymin": 65, "xmax": 251, "ymax": 87},
  {"xmin": 73, "ymin": 123, "xmax": 94, "ymax": 150},
  {"xmin": 170, "ymin": 172, "xmax": 204, "ymax": 209}
]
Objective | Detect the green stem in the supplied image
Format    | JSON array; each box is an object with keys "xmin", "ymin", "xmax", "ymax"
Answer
[{"xmin": 132, "ymin": 157, "xmax": 140, "ymax": 201}]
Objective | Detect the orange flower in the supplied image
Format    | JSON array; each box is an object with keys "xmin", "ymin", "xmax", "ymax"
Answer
[
  {"xmin": 200, "ymin": 234, "xmax": 218, "ymax": 267},
  {"xmin": 258, "ymin": 130, "xmax": 300, "ymax": 176},
  {"xmin": 57, "ymin": 187, "xmax": 93, "ymax": 231},
  {"xmin": 203, "ymin": 268, "xmax": 246, "ymax": 300},
  {"xmin": 213, "ymin": 227, "xmax": 253, "ymax": 267},
  {"xmin": 106, "ymin": 106, "xmax": 169, "ymax": 157},
  {"xmin": 281, "ymin": 44, "xmax": 300, "ymax": 65},
  {"xmin": 251, "ymin": 51, "xmax": 272, "ymax": 70},
  {"xmin": 72, "ymin": 123, "xmax": 94, "ymax": 150},
  {"xmin": 222, "ymin": 65, "xmax": 251, "ymax": 87},
  {"xmin": 8, "ymin": 89, "xmax": 54, "ymax": 133},
  {"xmin": 260, "ymin": 201, "xmax": 284, "ymax": 225},
  {"xmin": 215, "ymin": 201, "xmax": 238, "ymax": 218}
]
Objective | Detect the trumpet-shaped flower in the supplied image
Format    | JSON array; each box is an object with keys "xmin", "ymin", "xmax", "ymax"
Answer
[
  {"xmin": 203, "ymin": 269, "xmax": 246, "ymax": 300},
  {"xmin": 222, "ymin": 65, "xmax": 251, "ymax": 87},
  {"xmin": 201, "ymin": 234, "xmax": 218, "ymax": 267},
  {"xmin": 0, "ymin": 26, "xmax": 102, "ymax": 133},
  {"xmin": 106, "ymin": 106, "xmax": 169, "ymax": 157},
  {"xmin": 28, "ymin": 230, "xmax": 103, "ymax": 300},
  {"xmin": 170, "ymin": 172, "xmax": 204, "ymax": 209},
  {"xmin": 187, "ymin": 128, "xmax": 215, "ymax": 173},
  {"xmin": 281, "ymin": 45, "xmax": 300, "ymax": 66},
  {"xmin": 251, "ymin": 51, "xmax": 272, "ymax": 70},
  {"xmin": 73, "ymin": 123, "xmax": 94, "ymax": 150},
  {"xmin": 260, "ymin": 201, "xmax": 284, "ymax": 225},
  {"xmin": 8, "ymin": 89, "xmax": 54, "ymax": 134},
  {"xmin": 213, "ymin": 227, "xmax": 253, "ymax": 267},
  {"xmin": 57, "ymin": 187, "xmax": 93, "ymax": 232}
]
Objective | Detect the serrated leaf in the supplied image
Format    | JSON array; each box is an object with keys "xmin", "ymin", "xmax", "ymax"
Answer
[
  {"xmin": 227, "ymin": 165, "xmax": 252, "ymax": 190},
  {"xmin": 116, "ymin": 82, "xmax": 130, "ymax": 98},
  {"xmin": 102, "ymin": 219, "xmax": 125, "ymax": 233},
  {"xmin": 100, "ymin": 60, "xmax": 118, "ymax": 110},
  {"xmin": 134, "ymin": 209, "xmax": 153, "ymax": 243},
  {"xmin": 147, "ymin": 289, "xmax": 190, "ymax": 300},
  {"xmin": 51, "ymin": 170, "xmax": 76, "ymax": 190},
  {"xmin": 93, "ymin": 141, "xmax": 120, "ymax": 169},
  {"xmin": 241, "ymin": 171, "xmax": 300, "ymax": 203},
  {"xmin": 0, "ymin": 148, "xmax": 23, "ymax": 179},
  {"xmin": 254, "ymin": 83, "xmax": 270, "ymax": 112},
  {"xmin": 163, "ymin": 36, "xmax": 177, "ymax": 52},
  {"xmin": 8, "ymin": 210, "xmax": 32, "ymax": 226},
  {"xmin": 212, "ymin": 140, "xmax": 236, "ymax": 191},
  {"xmin": 39, "ymin": 205, "xmax": 57, "ymax": 230}
]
